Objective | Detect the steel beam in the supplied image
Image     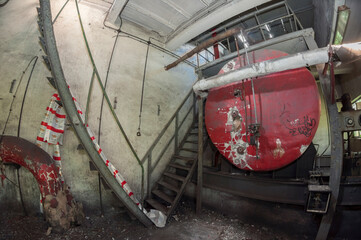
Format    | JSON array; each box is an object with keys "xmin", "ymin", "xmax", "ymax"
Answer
[
  {"xmin": 196, "ymin": 97, "xmax": 204, "ymax": 214},
  {"xmin": 303, "ymin": 36, "xmax": 344, "ymax": 240},
  {"xmin": 200, "ymin": 170, "xmax": 361, "ymax": 206}
]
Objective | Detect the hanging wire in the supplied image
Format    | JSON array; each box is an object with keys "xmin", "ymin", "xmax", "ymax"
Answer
[
  {"xmin": 241, "ymin": 30, "xmax": 258, "ymax": 125},
  {"xmin": 0, "ymin": 0, "xmax": 10, "ymax": 7},
  {"xmin": 137, "ymin": 42, "xmax": 150, "ymax": 137},
  {"xmin": 52, "ymin": 0, "xmax": 70, "ymax": 25},
  {"xmin": 97, "ymin": 30, "xmax": 121, "ymax": 143},
  {"xmin": 74, "ymin": 0, "xmax": 146, "ymax": 203},
  {"xmin": 0, "ymin": 56, "xmax": 37, "ymax": 217},
  {"xmin": 0, "ymin": 56, "xmax": 38, "ymax": 144},
  {"xmin": 18, "ymin": 57, "xmax": 38, "ymax": 138},
  {"xmin": 85, "ymin": 70, "xmax": 95, "ymax": 125}
]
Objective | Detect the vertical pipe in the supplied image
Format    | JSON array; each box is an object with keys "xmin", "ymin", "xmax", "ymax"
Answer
[
  {"xmin": 294, "ymin": 15, "xmax": 298, "ymax": 31},
  {"xmin": 285, "ymin": 3, "xmax": 294, "ymax": 32},
  {"xmin": 255, "ymin": 15, "xmax": 266, "ymax": 41},
  {"xmin": 98, "ymin": 172, "xmax": 104, "ymax": 216},
  {"xmin": 193, "ymin": 93, "xmax": 197, "ymax": 124},
  {"xmin": 196, "ymin": 97, "xmax": 203, "ymax": 215},
  {"xmin": 212, "ymin": 30, "xmax": 220, "ymax": 59},
  {"xmin": 17, "ymin": 167, "xmax": 27, "ymax": 216},
  {"xmin": 147, "ymin": 152, "xmax": 152, "ymax": 198},
  {"xmin": 175, "ymin": 113, "xmax": 179, "ymax": 153},
  {"xmin": 197, "ymin": 52, "xmax": 199, "ymax": 68}
]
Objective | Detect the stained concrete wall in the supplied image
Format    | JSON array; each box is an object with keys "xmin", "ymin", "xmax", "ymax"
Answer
[
  {"xmin": 0, "ymin": 0, "xmax": 196, "ymax": 215},
  {"xmin": 313, "ymin": 0, "xmax": 336, "ymax": 47},
  {"xmin": 340, "ymin": 60, "xmax": 361, "ymax": 101}
]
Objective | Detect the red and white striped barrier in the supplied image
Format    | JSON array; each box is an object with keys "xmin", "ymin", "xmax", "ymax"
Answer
[
  {"xmin": 36, "ymin": 93, "xmax": 66, "ymax": 184},
  {"xmin": 54, "ymin": 87, "xmax": 166, "ymax": 227}
]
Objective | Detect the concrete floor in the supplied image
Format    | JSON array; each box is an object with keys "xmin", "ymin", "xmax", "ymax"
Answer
[
  {"xmin": 0, "ymin": 200, "xmax": 313, "ymax": 240},
  {"xmin": 1, "ymin": 198, "xmax": 360, "ymax": 240}
]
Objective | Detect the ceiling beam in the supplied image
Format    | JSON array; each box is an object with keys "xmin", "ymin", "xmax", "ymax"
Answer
[
  {"xmin": 126, "ymin": 1, "xmax": 178, "ymax": 30},
  {"xmin": 160, "ymin": 0, "xmax": 192, "ymax": 19},
  {"xmin": 105, "ymin": 0, "xmax": 128, "ymax": 24},
  {"xmin": 165, "ymin": 0, "xmax": 272, "ymax": 50}
]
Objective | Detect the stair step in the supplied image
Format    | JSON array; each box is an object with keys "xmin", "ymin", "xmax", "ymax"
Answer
[
  {"xmin": 152, "ymin": 189, "xmax": 174, "ymax": 204},
  {"xmin": 180, "ymin": 148, "xmax": 198, "ymax": 153},
  {"xmin": 185, "ymin": 140, "xmax": 198, "ymax": 144},
  {"xmin": 100, "ymin": 177, "xmax": 111, "ymax": 190},
  {"xmin": 169, "ymin": 163, "xmax": 191, "ymax": 171},
  {"xmin": 190, "ymin": 129, "xmax": 207, "ymax": 134},
  {"xmin": 89, "ymin": 161, "xmax": 97, "ymax": 171},
  {"xmin": 164, "ymin": 172, "xmax": 186, "ymax": 182},
  {"xmin": 158, "ymin": 181, "xmax": 180, "ymax": 193},
  {"xmin": 146, "ymin": 199, "xmax": 168, "ymax": 214},
  {"xmin": 173, "ymin": 155, "xmax": 196, "ymax": 162}
]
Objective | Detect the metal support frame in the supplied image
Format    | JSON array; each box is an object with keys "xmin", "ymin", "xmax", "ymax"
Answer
[
  {"xmin": 196, "ymin": 28, "xmax": 314, "ymax": 72},
  {"xmin": 304, "ymin": 36, "xmax": 344, "ymax": 240},
  {"xmin": 200, "ymin": 170, "xmax": 361, "ymax": 206},
  {"xmin": 196, "ymin": 97, "xmax": 204, "ymax": 215},
  {"xmin": 39, "ymin": 0, "xmax": 153, "ymax": 227},
  {"xmin": 142, "ymin": 88, "xmax": 196, "ymax": 198},
  {"xmin": 195, "ymin": 1, "xmax": 287, "ymax": 43}
]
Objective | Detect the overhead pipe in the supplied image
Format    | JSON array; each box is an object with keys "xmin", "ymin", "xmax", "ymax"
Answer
[
  {"xmin": 165, "ymin": 27, "xmax": 243, "ymax": 70},
  {"xmin": 193, "ymin": 42, "xmax": 361, "ymax": 96}
]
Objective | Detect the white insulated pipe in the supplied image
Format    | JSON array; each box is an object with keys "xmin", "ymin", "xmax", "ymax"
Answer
[
  {"xmin": 193, "ymin": 47, "xmax": 329, "ymax": 96},
  {"xmin": 193, "ymin": 42, "xmax": 361, "ymax": 96}
]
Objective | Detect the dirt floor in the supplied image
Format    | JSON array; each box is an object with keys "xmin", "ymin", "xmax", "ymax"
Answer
[
  {"xmin": 1, "ymin": 200, "xmax": 360, "ymax": 240},
  {"xmin": 0, "ymin": 200, "xmax": 312, "ymax": 240}
]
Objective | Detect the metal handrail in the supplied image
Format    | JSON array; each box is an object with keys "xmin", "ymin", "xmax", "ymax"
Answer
[
  {"xmin": 194, "ymin": 1, "xmax": 304, "ymax": 67},
  {"xmin": 141, "ymin": 88, "xmax": 195, "ymax": 164},
  {"xmin": 140, "ymin": 87, "xmax": 196, "ymax": 198}
]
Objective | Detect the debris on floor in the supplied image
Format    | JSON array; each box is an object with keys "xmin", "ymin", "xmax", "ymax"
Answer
[{"xmin": 0, "ymin": 200, "xmax": 310, "ymax": 240}]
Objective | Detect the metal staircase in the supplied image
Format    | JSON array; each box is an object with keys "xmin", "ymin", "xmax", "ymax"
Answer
[
  {"xmin": 38, "ymin": 0, "xmax": 205, "ymax": 226},
  {"xmin": 145, "ymin": 122, "xmax": 208, "ymax": 218}
]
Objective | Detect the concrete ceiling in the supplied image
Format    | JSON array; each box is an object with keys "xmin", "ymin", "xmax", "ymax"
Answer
[
  {"xmin": 121, "ymin": 0, "xmax": 218, "ymax": 37},
  {"xmin": 105, "ymin": 0, "xmax": 273, "ymax": 49}
]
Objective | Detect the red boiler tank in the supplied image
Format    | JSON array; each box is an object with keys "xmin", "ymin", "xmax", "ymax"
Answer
[{"xmin": 205, "ymin": 49, "xmax": 321, "ymax": 171}]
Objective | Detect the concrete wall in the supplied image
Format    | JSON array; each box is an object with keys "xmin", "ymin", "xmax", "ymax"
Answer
[
  {"xmin": 313, "ymin": 83, "xmax": 331, "ymax": 156},
  {"xmin": 0, "ymin": 0, "xmax": 196, "ymax": 215},
  {"xmin": 340, "ymin": 60, "xmax": 361, "ymax": 101},
  {"xmin": 313, "ymin": 0, "xmax": 335, "ymax": 47}
]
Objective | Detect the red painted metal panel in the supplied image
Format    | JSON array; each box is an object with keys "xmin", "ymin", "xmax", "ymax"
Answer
[
  {"xmin": 205, "ymin": 49, "xmax": 321, "ymax": 171},
  {"xmin": 0, "ymin": 136, "xmax": 62, "ymax": 198}
]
